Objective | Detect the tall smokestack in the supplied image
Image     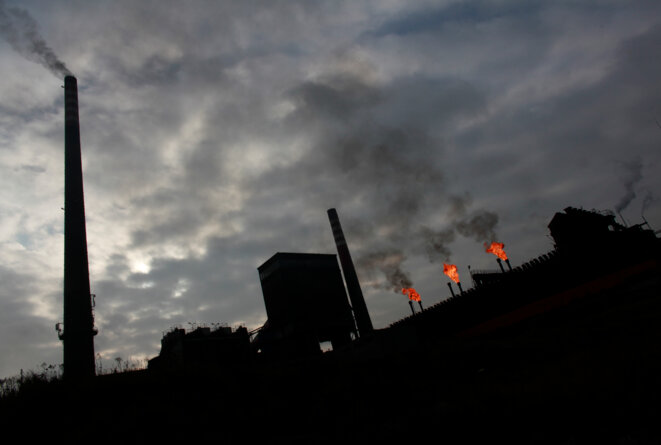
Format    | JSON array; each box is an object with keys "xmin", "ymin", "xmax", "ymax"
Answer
[
  {"xmin": 60, "ymin": 75, "xmax": 96, "ymax": 379},
  {"xmin": 327, "ymin": 208, "xmax": 373, "ymax": 336}
]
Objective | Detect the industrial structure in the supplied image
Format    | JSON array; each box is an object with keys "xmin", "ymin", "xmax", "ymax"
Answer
[
  {"xmin": 58, "ymin": 75, "xmax": 97, "ymax": 380},
  {"xmin": 328, "ymin": 208, "xmax": 373, "ymax": 336},
  {"xmin": 147, "ymin": 205, "xmax": 659, "ymax": 368},
  {"xmin": 253, "ymin": 252, "xmax": 356, "ymax": 358},
  {"xmin": 148, "ymin": 325, "xmax": 250, "ymax": 371},
  {"xmin": 388, "ymin": 207, "xmax": 660, "ymax": 344}
]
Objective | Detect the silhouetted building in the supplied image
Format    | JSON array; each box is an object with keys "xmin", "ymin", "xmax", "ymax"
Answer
[
  {"xmin": 548, "ymin": 207, "xmax": 657, "ymax": 260},
  {"xmin": 60, "ymin": 75, "xmax": 96, "ymax": 380},
  {"xmin": 255, "ymin": 252, "xmax": 356, "ymax": 358},
  {"xmin": 328, "ymin": 208, "xmax": 373, "ymax": 337},
  {"xmin": 388, "ymin": 207, "xmax": 660, "ymax": 344},
  {"xmin": 148, "ymin": 325, "xmax": 251, "ymax": 371}
]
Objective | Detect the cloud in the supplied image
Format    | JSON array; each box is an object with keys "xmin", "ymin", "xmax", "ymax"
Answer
[{"xmin": 1, "ymin": 0, "xmax": 661, "ymax": 378}]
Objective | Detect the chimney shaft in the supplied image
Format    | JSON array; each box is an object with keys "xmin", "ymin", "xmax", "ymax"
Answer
[
  {"xmin": 327, "ymin": 208, "xmax": 373, "ymax": 336},
  {"xmin": 62, "ymin": 75, "xmax": 96, "ymax": 379}
]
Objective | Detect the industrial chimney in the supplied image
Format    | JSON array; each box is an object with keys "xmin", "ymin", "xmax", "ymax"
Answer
[
  {"xmin": 327, "ymin": 208, "xmax": 373, "ymax": 336},
  {"xmin": 60, "ymin": 75, "xmax": 96, "ymax": 379}
]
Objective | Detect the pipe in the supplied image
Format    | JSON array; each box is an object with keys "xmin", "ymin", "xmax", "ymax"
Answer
[
  {"xmin": 409, "ymin": 300, "xmax": 415, "ymax": 315},
  {"xmin": 447, "ymin": 282, "xmax": 455, "ymax": 298},
  {"xmin": 497, "ymin": 258, "xmax": 505, "ymax": 273}
]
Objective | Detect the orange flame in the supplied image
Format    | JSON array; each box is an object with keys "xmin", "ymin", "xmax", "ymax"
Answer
[
  {"xmin": 401, "ymin": 287, "xmax": 421, "ymax": 302},
  {"xmin": 443, "ymin": 263, "xmax": 460, "ymax": 283},
  {"xmin": 485, "ymin": 242, "xmax": 508, "ymax": 261}
]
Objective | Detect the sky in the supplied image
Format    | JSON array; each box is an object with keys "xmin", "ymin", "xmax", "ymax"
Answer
[{"xmin": 1, "ymin": 0, "xmax": 660, "ymax": 378}]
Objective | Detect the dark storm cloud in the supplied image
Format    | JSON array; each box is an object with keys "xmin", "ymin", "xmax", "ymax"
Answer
[{"xmin": 0, "ymin": 0, "xmax": 71, "ymax": 78}]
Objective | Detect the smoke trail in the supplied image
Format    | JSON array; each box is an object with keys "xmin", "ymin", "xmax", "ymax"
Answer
[
  {"xmin": 283, "ymin": 53, "xmax": 494, "ymax": 292},
  {"xmin": 0, "ymin": 0, "xmax": 71, "ymax": 78},
  {"xmin": 614, "ymin": 157, "xmax": 643, "ymax": 213},
  {"xmin": 419, "ymin": 226, "xmax": 455, "ymax": 263},
  {"xmin": 455, "ymin": 209, "xmax": 499, "ymax": 243},
  {"xmin": 641, "ymin": 190, "xmax": 657, "ymax": 216},
  {"xmin": 356, "ymin": 249, "xmax": 412, "ymax": 292}
]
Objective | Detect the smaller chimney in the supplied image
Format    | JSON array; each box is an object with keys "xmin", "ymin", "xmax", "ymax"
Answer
[{"xmin": 328, "ymin": 208, "xmax": 373, "ymax": 336}]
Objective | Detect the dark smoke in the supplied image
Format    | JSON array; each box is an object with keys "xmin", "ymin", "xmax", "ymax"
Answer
[
  {"xmin": 455, "ymin": 210, "xmax": 499, "ymax": 244},
  {"xmin": 0, "ymin": 0, "xmax": 71, "ymax": 78},
  {"xmin": 419, "ymin": 226, "xmax": 455, "ymax": 263},
  {"xmin": 356, "ymin": 249, "xmax": 412, "ymax": 292},
  {"xmin": 417, "ymin": 208, "xmax": 498, "ymax": 265},
  {"xmin": 614, "ymin": 157, "xmax": 643, "ymax": 213},
  {"xmin": 281, "ymin": 53, "xmax": 495, "ymax": 292},
  {"xmin": 641, "ymin": 190, "xmax": 657, "ymax": 216}
]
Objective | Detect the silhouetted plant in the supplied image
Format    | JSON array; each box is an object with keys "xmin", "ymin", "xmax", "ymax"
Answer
[{"xmin": 0, "ymin": 363, "xmax": 63, "ymax": 399}]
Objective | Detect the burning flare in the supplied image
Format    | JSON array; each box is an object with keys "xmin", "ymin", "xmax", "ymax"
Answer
[
  {"xmin": 485, "ymin": 242, "xmax": 508, "ymax": 261},
  {"xmin": 401, "ymin": 287, "xmax": 421, "ymax": 302},
  {"xmin": 443, "ymin": 263, "xmax": 460, "ymax": 283}
]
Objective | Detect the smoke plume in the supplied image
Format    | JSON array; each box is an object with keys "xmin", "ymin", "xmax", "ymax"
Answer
[
  {"xmin": 455, "ymin": 210, "xmax": 499, "ymax": 244},
  {"xmin": 356, "ymin": 249, "xmax": 413, "ymax": 292},
  {"xmin": 282, "ymin": 51, "xmax": 495, "ymax": 292},
  {"xmin": 0, "ymin": 0, "xmax": 71, "ymax": 78},
  {"xmin": 641, "ymin": 190, "xmax": 657, "ymax": 216},
  {"xmin": 614, "ymin": 157, "xmax": 643, "ymax": 213},
  {"xmin": 419, "ymin": 226, "xmax": 455, "ymax": 263}
]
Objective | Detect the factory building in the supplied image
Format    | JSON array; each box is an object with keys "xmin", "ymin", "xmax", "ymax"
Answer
[
  {"xmin": 390, "ymin": 207, "xmax": 660, "ymax": 343},
  {"xmin": 253, "ymin": 252, "xmax": 357, "ymax": 359},
  {"xmin": 148, "ymin": 325, "xmax": 251, "ymax": 371}
]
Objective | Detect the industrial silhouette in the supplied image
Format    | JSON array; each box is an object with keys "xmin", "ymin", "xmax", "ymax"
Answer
[
  {"xmin": 145, "ymin": 205, "xmax": 659, "ymax": 370},
  {"xmin": 328, "ymin": 208, "xmax": 373, "ymax": 336},
  {"xmin": 5, "ymin": 76, "xmax": 657, "ymax": 442},
  {"xmin": 58, "ymin": 75, "xmax": 96, "ymax": 380},
  {"xmin": 253, "ymin": 252, "xmax": 356, "ymax": 358}
]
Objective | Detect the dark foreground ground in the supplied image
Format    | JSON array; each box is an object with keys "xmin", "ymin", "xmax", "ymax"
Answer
[{"xmin": 3, "ymin": 271, "xmax": 660, "ymax": 444}]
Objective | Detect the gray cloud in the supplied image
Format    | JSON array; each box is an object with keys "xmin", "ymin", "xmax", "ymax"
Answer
[{"xmin": 1, "ymin": 0, "xmax": 661, "ymax": 378}]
